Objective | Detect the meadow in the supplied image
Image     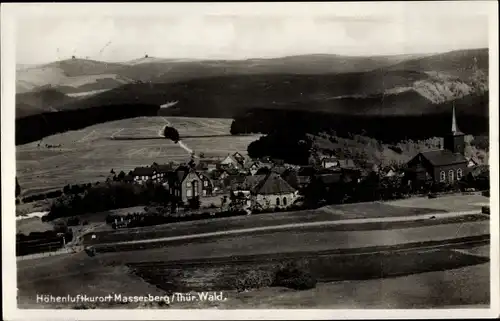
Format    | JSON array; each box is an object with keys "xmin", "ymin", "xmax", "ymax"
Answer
[{"xmin": 16, "ymin": 116, "xmax": 261, "ymax": 197}]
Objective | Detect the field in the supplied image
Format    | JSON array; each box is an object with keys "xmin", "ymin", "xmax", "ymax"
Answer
[
  {"xmin": 81, "ymin": 202, "xmax": 451, "ymax": 246},
  {"xmin": 16, "ymin": 116, "xmax": 261, "ymax": 197},
  {"xmin": 17, "ymin": 194, "xmax": 490, "ymax": 309}
]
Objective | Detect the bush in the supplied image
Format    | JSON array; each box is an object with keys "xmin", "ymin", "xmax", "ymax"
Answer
[
  {"xmin": 67, "ymin": 217, "xmax": 80, "ymax": 226},
  {"xmin": 234, "ymin": 270, "xmax": 275, "ymax": 292},
  {"xmin": 273, "ymin": 262, "xmax": 317, "ymax": 290}
]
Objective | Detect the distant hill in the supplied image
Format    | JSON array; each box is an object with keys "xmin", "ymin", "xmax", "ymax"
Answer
[
  {"xmin": 16, "ymin": 53, "xmax": 421, "ymax": 94},
  {"xmin": 14, "ymin": 49, "xmax": 489, "ymax": 145},
  {"xmin": 16, "ymin": 88, "xmax": 75, "ymax": 118},
  {"xmin": 385, "ymin": 48, "xmax": 488, "ymax": 77}
]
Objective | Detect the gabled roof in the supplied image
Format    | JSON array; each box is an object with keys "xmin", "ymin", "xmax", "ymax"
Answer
[
  {"xmin": 233, "ymin": 174, "xmax": 267, "ymax": 191},
  {"xmin": 252, "ymin": 172, "xmax": 296, "ymax": 195},
  {"xmin": 418, "ymin": 150, "xmax": 467, "ymax": 166},
  {"xmin": 131, "ymin": 167, "xmax": 155, "ymax": 176},
  {"xmin": 152, "ymin": 163, "xmax": 174, "ymax": 173}
]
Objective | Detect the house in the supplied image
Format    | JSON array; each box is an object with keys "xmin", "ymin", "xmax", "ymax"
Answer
[
  {"xmin": 130, "ymin": 167, "xmax": 156, "ymax": 184},
  {"xmin": 197, "ymin": 172, "xmax": 214, "ymax": 196},
  {"xmin": 224, "ymin": 174, "xmax": 247, "ymax": 190},
  {"xmin": 220, "ymin": 154, "xmax": 243, "ymax": 169},
  {"xmin": 251, "ymin": 172, "xmax": 298, "ymax": 210},
  {"xmin": 320, "ymin": 157, "xmax": 340, "ymax": 169},
  {"xmin": 337, "ymin": 158, "xmax": 357, "ymax": 170},
  {"xmin": 245, "ymin": 162, "xmax": 261, "ymax": 175},
  {"xmin": 151, "ymin": 163, "xmax": 174, "ymax": 182},
  {"xmin": 230, "ymin": 175, "xmax": 267, "ymax": 208},
  {"xmin": 467, "ymin": 157, "xmax": 479, "ymax": 168},
  {"xmin": 232, "ymin": 152, "xmax": 247, "ymax": 166},
  {"xmin": 271, "ymin": 165, "xmax": 288, "ymax": 176},
  {"xmin": 295, "ymin": 166, "xmax": 317, "ymax": 189},
  {"xmin": 167, "ymin": 165, "xmax": 204, "ymax": 204},
  {"xmin": 196, "ymin": 159, "xmax": 220, "ymax": 173},
  {"xmin": 405, "ymin": 106, "xmax": 468, "ymax": 188}
]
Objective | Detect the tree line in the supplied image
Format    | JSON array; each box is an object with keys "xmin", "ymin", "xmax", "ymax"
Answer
[{"xmin": 16, "ymin": 103, "xmax": 160, "ymax": 145}]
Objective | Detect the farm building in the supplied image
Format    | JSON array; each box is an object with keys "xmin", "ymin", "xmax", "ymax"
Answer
[{"xmin": 405, "ymin": 106, "xmax": 468, "ymax": 187}]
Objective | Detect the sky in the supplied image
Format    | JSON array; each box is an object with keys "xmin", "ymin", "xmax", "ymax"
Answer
[{"xmin": 13, "ymin": 2, "xmax": 491, "ymax": 65}]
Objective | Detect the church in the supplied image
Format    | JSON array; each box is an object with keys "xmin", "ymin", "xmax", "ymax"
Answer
[{"xmin": 405, "ymin": 106, "xmax": 468, "ymax": 188}]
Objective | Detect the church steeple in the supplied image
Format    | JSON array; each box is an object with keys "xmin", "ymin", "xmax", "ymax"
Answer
[
  {"xmin": 451, "ymin": 104, "xmax": 462, "ymax": 134},
  {"xmin": 443, "ymin": 104, "xmax": 465, "ymax": 155}
]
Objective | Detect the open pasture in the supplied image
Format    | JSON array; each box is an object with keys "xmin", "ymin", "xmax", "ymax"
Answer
[{"xmin": 16, "ymin": 116, "xmax": 260, "ymax": 197}]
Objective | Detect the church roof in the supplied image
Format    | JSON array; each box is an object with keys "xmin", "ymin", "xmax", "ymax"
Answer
[
  {"xmin": 252, "ymin": 172, "xmax": 296, "ymax": 195},
  {"xmin": 419, "ymin": 150, "xmax": 467, "ymax": 167}
]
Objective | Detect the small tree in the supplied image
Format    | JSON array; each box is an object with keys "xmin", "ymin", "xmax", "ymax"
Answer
[
  {"xmin": 117, "ymin": 171, "xmax": 126, "ymax": 180},
  {"xmin": 188, "ymin": 197, "xmax": 201, "ymax": 210}
]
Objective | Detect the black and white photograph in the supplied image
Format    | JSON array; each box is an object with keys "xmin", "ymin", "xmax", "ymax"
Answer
[{"xmin": 2, "ymin": 2, "xmax": 499, "ymax": 319}]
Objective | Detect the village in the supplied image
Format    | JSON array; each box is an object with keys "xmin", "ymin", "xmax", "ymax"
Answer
[{"xmin": 101, "ymin": 106, "xmax": 489, "ymax": 229}]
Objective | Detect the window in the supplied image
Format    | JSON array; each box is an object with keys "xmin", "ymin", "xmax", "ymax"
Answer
[
  {"xmin": 457, "ymin": 168, "xmax": 463, "ymax": 180},
  {"xmin": 440, "ymin": 171, "xmax": 446, "ymax": 182},
  {"xmin": 283, "ymin": 197, "xmax": 287, "ymax": 206},
  {"xmin": 186, "ymin": 189, "xmax": 192, "ymax": 197},
  {"xmin": 448, "ymin": 170, "xmax": 454, "ymax": 182},
  {"xmin": 204, "ymin": 180, "xmax": 208, "ymax": 187},
  {"xmin": 276, "ymin": 198, "xmax": 280, "ymax": 206}
]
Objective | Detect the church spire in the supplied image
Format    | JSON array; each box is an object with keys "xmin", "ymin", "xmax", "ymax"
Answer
[{"xmin": 451, "ymin": 104, "xmax": 460, "ymax": 134}]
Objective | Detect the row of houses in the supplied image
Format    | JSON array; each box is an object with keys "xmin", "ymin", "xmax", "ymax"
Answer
[
  {"xmin": 120, "ymin": 106, "xmax": 486, "ymax": 212},
  {"xmin": 121, "ymin": 150, "xmax": 365, "ymax": 211}
]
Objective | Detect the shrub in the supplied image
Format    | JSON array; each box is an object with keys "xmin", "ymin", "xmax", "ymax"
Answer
[
  {"xmin": 67, "ymin": 217, "xmax": 80, "ymax": 226},
  {"xmin": 234, "ymin": 270, "xmax": 275, "ymax": 292},
  {"xmin": 273, "ymin": 262, "xmax": 317, "ymax": 290}
]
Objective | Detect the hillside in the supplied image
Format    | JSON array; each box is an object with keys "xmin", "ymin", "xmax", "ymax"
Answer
[
  {"xmin": 385, "ymin": 48, "xmax": 488, "ymax": 80},
  {"xmin": 16, "ymin": 53, "xmax": 422, "ymax": 95},
  {"xmin": 15, "ymin": 89, "xmax": 75, "ymax": 118},
  {"xmin": 14, "ymin": 49, "xmax": 489, "ymax": 145}
]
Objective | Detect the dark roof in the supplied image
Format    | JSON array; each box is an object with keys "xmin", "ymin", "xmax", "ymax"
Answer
[
  {"xmin": 315, "ymin": 173, "xmax": 342, "ymax": 185},
  {"xmin": 233, "ymin": 175, "xmax": 267, "ymax": 191},
  {"xmin": 227, "ymin": 174, "xmax": 247, "ymax": 186},
  {"xmin": 271, "ymin": 165, "xmax": 288, "ymax": 175},
  {"xmin": 153, "ymin": 164, "xmax": 174, "ymax": 173},
  {"xmin": 298, "ymin": 166, "xmax": 316, "ymax": 177},
  {"xmin": 337, "ymin": 159, "xmax": 356, "ymax": 169},
  {"xmin": 131, "ymin": 167, "xmax": 155, "ymax": 176},
  {"xmin": 419, "ymin": 150, "xmax": 467, "ymax": 166},
  {"xmin": 252, "ymin": 173, "xmax": 296, "ymax": 195}
]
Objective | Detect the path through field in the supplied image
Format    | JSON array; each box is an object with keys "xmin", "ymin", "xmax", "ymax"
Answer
[
  {"xmin": 16, "ymin": 116, "xmax": 261, "ymax": 197},
  {"xmin": 159, "ymin": 116, "xmax": 195, "ymax": 157}
]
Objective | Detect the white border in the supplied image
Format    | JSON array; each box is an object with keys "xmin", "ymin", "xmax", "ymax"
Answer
[{"xmin": 2, "ymin": 2, "xmax": 499, "ymax": 320}]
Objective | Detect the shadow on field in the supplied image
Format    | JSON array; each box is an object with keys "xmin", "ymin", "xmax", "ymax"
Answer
[{"xmin": 128, "ymin": 247, "xmax": 490, "ymax": 294}]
